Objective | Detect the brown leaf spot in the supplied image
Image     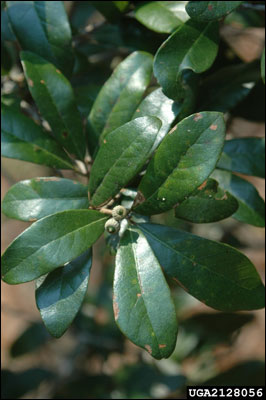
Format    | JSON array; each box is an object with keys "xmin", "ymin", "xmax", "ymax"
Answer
[
  {"xmin": 28, "ymin": 79, "xmax": 34, "ymax": 87},
  {"xmin": 137, "ymin": 293, "xmax": 141, "ymax": 298},
  {"xmin": 113, "ymin": 298, "xmax": 119, "ymax": 320},
  {"xmin": 136, "ymin": 109, "xmax": 140, "ymax": 113},
  {"xmin": 145, "ymin": 344, "xmax": 152, "ymax": 354},
  {"xmin": 193, "ymin": 113, "xmax": 203, "ymax": 121},
  {"xmin": 208, "ymin": 4, "xmax": 213, "ymax": 10},
  {"xmin": 29, "ymin": 218, "xmax": 37, "ymax": 222},
  {"xmin": 103, "ymin": 139, "xmax": 107, "ymax": 144},
  {"xmin": 159, "ymin": 344, "xmax": 166, "ymax": 349},
  {"xmin": 210, "ymin": 124, "xmax": 217, "ymax": 130},
  {"xmin": 40, "ymin": 80, "xmax": 45, "ymax": 84},
  {"xmin": 172, "ymin": 277, "xmax": 188, "ymax": 292},
  {"xmin": 62, "ymin": 132, "xmax": 68, "ymax": 138},
  {"xmin": 197, "ymin": 180, "xmax": 207, "ymax": 191},
  {"xmin": 56, "ymin": 69, "xmax": 61, "ymax": 74}
]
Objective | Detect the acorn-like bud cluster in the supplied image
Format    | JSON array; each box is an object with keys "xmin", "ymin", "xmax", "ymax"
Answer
[
  {"xmin": 105, "ymin": 218, "xmax": 120, "ymax": 234},
  {"xmin": 112, "ymin": 205, "xmax": 127, "ymax": 220},
  {"xmin": 104, "ymin": 205, "xmax": 127, "ymax": 234}
]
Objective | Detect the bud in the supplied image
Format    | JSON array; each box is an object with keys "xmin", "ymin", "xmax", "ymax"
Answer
[
  {"xmin": 105, "ymin": 218, "xmax": 120, "ymax": 234},
  {"xmin": 112, "ymin": 205, "xmax": 127, "ymax": 221}
]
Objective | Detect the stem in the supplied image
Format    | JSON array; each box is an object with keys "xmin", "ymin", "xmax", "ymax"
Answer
[{"xmin": 99, "ymin": 208, "xmax": 113, "ymax": 215}]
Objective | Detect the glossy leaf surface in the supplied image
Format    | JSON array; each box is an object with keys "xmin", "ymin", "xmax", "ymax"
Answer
[
  {"xmin": 217, "ymin": 138, "xmax": 265, "ymax": 178},
  {"xmin": 21, "ymin": 51, "xmax": 85, "ymax": 160},
  {"xmin": 174, "ymin": 178, "xmax": 238, "ymax": 223},
  {"xmin": 139, "ymin": 223, "xmax": 265, "ymax": 311},
  {"xmin": 212, "ymin": 170, "xmax": 265, "ymax": 227},
  {"xmin": 1, "ymin": 9, "xmax": 16, "ymax": 41},
  {"xmin": 87, "ymin": 51, "xmax": 153, "ymax": 151},
  {"xmin": 135, "ymin": 1, "xmax": 189, "ymax": 34},
  {"xmin": 186, "ymin": 1, "xmax": 243, "ymax": 21},
  {"xmin": 6, "ymin": 0, "xmax": 74, "ymax": 76},
  {"xmin": 153, "ymin": 19, "xmax": 219, "ymax": 101},
  {"xmin": 2, "ymin": 177, "xmax": 89, "ymax": 221},
  {"xmin": 36, "ymin": 248, "xmax": 92, "ymax": 338},
  {"xmin": 1, "ymin": 104, "xmax": 74, "ymax": 169},
  {"xmin": 1, "ymin": 210, "xmax": 107, "ymax": 284},
  {"xmin": 132, "ymin": 88, "xmax": 182, "ymax": 151},
  {"xmin": 89, "ymin": 117, "xmax": 161, "ymax": 207},
  {"xmin": 134, "ymin": 112, "xmax": 225, "ymax": 215},
  {"xmin": 114, "ymin": 227, "xmax": 178, "ymax": 359}
]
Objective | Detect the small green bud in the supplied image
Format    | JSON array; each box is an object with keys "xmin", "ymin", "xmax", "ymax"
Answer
[
  {"xmin": 105, "ymin": 218, "xmax": 120, "ymax": 234},
  {"xmin": 112, "ymin": 205, "xmax": 127, "ymax": 221}
]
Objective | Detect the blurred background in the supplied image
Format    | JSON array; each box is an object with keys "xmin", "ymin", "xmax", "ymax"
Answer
[{"xmin": 1, "ymin": 1, "xmax": 265, "ymax": 398}]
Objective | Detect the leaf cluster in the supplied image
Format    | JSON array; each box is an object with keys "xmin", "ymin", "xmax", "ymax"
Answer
[{"xmin": 1, "ymin": 0, "xmax": 265, "ymax": 359}]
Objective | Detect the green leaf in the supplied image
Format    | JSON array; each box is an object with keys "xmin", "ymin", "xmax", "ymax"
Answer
[
  {"xmin": 1, "ymin": 210, "xmax": 107, "ymax": 284},
  {"xmin": 1, "ymin": 104, "xmax": 74, "ymax": 169},
  {"xmin": 6, "ymin": 0, "xmax": 74, "ymax": 76},
  {"xmin": 217, "ymin": 138, "xmax": 265, "ymax": 178},
  {"xmin": 153, "ymin": 19, "xmax": 219, "ymax": 101},
  {"xmin": 198, "ymin": 61, "xmax": 260, "ymax": 112},
  {"xmin": 36, "ymin": 248, "xmax": 92, "ymax": 338},
  {"xmin": 87, "ymin": 51, "xmax": 153, "ymax": 152},
  {"xmin": 186, "ymin": 1, "xmax": 243, "ymax": 21},
  {"xmin": 261, "ymin": 47, "xmax": 265, "ymax": 83},
  {"xmin": 91, "ymin": 1, "xmax": 128, "ymax": 22},
  {"xmin": 132, "ymin": 88, "xmax": 182, "ymax": 151},
  {"xmin": 176, "ymin": 69, "xmax": 198, "ymax": 122},
  {"xmin": 21, "ymin": 51, "xmax": 86, "ymax": 160},
  {"xmin": 114, "ymin": 227, "xmax": 178, "ymax": 359},
  {"xmin": 89, "ymin": 116, "xmax": 162, "ymax": 207},
  {"xmin": 2, "ymin": 177, "xmax": 89, "ymax": 221},
  {"xmin": 138, "ymin": 223, "xmax": 265, "ymax": 311},
  {"xmin": 1, "ymin": 9, "xmax": 16, "ymax": 41},
  {"xmin": 212, "ymin": 170, "xmax": 265, "ymax": 227},
  {"xmin": 174, "ymin": 178, "xmax": 238, "ymax": 223},
  {"xmin": 135, "ymin": 1, "xmax": 189, "ymax": 34},
  {"xmin": 74, "ymin": 83, "xmax": 100, "ymax": 118},
  {"xmin": 134, "ymin": 111, "xmax": 225, "ymax": 215}
]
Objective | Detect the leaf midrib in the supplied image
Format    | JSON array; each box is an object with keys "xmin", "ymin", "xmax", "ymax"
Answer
[
  {"xmin": 24, "ymin": 60, "xmax": 82, "ymax": 159},
  {"xmin": 178, "ymin": 22, "xmax": 213, "ymax": 76},
  {"xmin": 129, "ymin": 229, "xmax": 163, "ymax": 358},
  {"xmin": 157, "ymin": 1, "xmax": 183, "ymax": 23},
  {"xmin": 139, "ymin": 116, "xmax": 221, "ymax": 206},
  {"xmin": 1, "ymin": 127, "xmax": 73, "ymax": 168},
  {"xmin": 91, "ymin": 121, "xmax": 156, "ymax": 203},
  {"xmin": 102, "ymin": 57, "xmax": 152, "ymax": 135},
  {"xmin": 5, "ymin": 216, "xmax": 106, "ymax": 271}
]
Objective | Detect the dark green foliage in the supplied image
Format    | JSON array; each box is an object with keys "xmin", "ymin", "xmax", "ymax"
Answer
[{"xmin": 1, "ymin": 0, "xmax": 265, "ymax": 364}]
